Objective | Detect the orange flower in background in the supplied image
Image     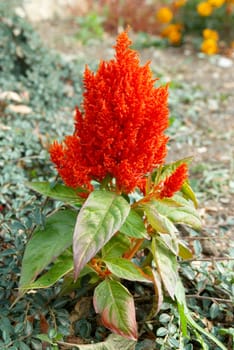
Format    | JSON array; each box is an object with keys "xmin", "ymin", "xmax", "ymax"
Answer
[
  {"xmin": 161, "ymin": 23, "xmax": 183, "ymax": 45},
  {"xmin": 174, "ymin": 0, "xmax": 187, "ymax": 7},
  {"xmin": 203, "ymin": 28, "xmax": 219, "ymax": 41},
  {"xmin": 156, "ymin": 7, "xmax": 173, "ymax": 23},
  {"xmin": 159, "ymin": 164, "xmax": 188, "ymax": 198},
  {"xmin": 161, "ymin": 23, "xmax": 183, "ymax": 37},
  {"xmin": 168, "ymin": 30, "xmax": 182, "ymax": 44},
  {"xmin": 208, "ymin": 0, "xmax": 225, "ymax": 7},
  {"xmin": 197, "ymin": 1, "xmax": 213, "ymax": 15},
  {"xmin": 50, "ymin": 31, "xmax": 169, "ymax": 194},
  {"xmin": 201, "ymin": 38, "xmax": 219, "ymax": 54}
]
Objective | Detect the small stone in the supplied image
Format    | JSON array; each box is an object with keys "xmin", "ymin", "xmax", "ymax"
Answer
[
  {"xmin": 220, "ymin": 197, "xmax": 230, "ymax": 204},
  {"xmin": 217, "ymin": 57, "xmax": 233, "ymax": 68},
  {"xmin": 208, "ymin": 99, "xmax": 219, "ymax": 111},
  {"xmin": 197, "ymin": 147, "xmax": 207, "ymax": 154}
]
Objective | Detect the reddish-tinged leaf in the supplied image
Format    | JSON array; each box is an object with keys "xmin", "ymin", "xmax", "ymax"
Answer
[
  {"xmin": 70, "ymin": 334, "xmax": 136, "ymax": 349},
  {"xmin": 93, "ymin": 279, "xmax": 138, "ymax": 340},
  {"xmin": 73, "ymin": 190, "xmax": 130, "ymax": 279},
  {"xmin": 152, "ymin": 269, "xmax": 163, "ymax": 316},
  {"xmin": 152, "ymin": 237, "xmax": 178, "ymax": 300}
]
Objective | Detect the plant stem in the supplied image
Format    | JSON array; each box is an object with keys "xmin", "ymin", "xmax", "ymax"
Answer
[
  {"xmin": 181, "ymin": 257, "xmax": 234, "ymax": 263},
  {"xmin": 123, "ymin": 238, "xmax": 144, "ymax": 260},
  {"xmin": 186, "ymin": 294, "xmax": 233, "ymax": 304}
]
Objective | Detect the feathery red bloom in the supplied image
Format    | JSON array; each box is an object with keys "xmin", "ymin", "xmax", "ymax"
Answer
[
  {"xmin": 159, "ymin": 163, "xmax": 188, "ymax": 198},
  {"xmin": 50, "ymin": 31, "xmax": 169, "ymax": 193}
]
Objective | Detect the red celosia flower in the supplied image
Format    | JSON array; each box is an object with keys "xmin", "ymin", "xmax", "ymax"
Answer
[
  {"xmin": 50, "ymin": 31, "xmax": 169, "ymax": 193},
  {"xmin": 159, "ymin": 163, "xmax": 188, "ymax": 198}
]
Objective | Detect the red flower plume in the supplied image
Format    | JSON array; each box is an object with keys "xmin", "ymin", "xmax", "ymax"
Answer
[
  {"xmin": 159, "ymin": 164, "xmax": 188, "ymax": 198},
  {"xmin": 50, "ymin": 31, "xmax": 169, "ymax": 193}
]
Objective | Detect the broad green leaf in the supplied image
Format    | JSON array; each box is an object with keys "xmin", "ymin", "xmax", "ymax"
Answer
[
  {"xmin": 154, "ymin": 157, "xmax": 193, "ymax": 186},
  {"xmin": 177, "ymin": 301, "xmax": 188, "ymax": 338},
  {"xmin": 19, "ymin": 209, "xmax": 77, "ymax": 291},
  {"xmin": 160, "ymin": 233, "xmax": 178, "ymax": 255},
  {"xmin": 73, "ymin": 190, "xmax": 130, "ymax": 279},
  {"xmin": 103, "ymin": 258, "xmax": 151, "ymax": 283},
  {"xmin": 178, "ymin": 241, "xmax": 193, "ymax": 260},
  {"xmin": 175, "ymin": 281, "xmax": 228, "ymax": 350},
  {"xmin": 152, "ymin": 237, "xmax": 178, "ymax": 299},
  {"xmin": 102, "ymin": 233, "xmax": 131, "ymax": 259},
  {"xmin": 26, "ymin": 181, "xmax": 84, "ymax": 205},
  {"xmin": 153, "ymin": 197, "xmax": 201, "ymax": 230},
  {"xmin": 93, "ymin": 279, "xmax": 138, "ymax": 340},
  {"xmin": 152, "ymin": 269, "xmax": 163, "ymax": 316},
  {"xmin": 143, "ymin": 202, "xmax": 177, "ymax": 234},
  {"xmin": 22, "ymin": 250, "xmax": 73, "ymax": 289},
  {"xmin": 59, "ymin": 265, "xmax": 98, "ymax": 296},
  {"xmin": 63, "ymin": 333, "xmax": 136, "ymax": 349},
  {"xmin": 181, "ymin": 181, "xmax": 198, "ymax": 208},
  {"xmin": 119, "ymin": 209, "xmax": 148, "ymax": 239},
  {"xmin": 36, "ymin": 334, "xmax": 54, "ymax": 345}
]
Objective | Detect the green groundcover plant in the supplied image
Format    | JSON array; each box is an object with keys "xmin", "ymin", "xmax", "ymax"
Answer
[{"xmin": 19, "ymin": 31, "xmax": 228, "ymax": 349}]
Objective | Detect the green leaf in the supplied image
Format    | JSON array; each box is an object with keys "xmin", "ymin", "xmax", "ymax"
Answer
[
  {"xmin": 93, "ymin": 280, "xmax": 138, "ymax": 340},
  {"xmin": 156, "ymin": 327, "xmax": 168, "ymax": 337},
  {"xmin": 59, "ymin": 265, "xmax": 98, "ymax": 296},
  {"xmin": 103, "ymin": 258, "xmax": 151, "ymax": 283},
  {"xmin": 152, "ymin": 237, "xmax": 178, "ymax": 300},
  {"xmin": 64, "ymin": 333, "xmax": 136, "ymax": 349},
  {"xmin": 154, "ymin": 157, "xmax": 193, "ymax": 186},
  {"xmin": 153, "ymin": 197, "xmax": 201, "ymax": 230},
  {"xmin": 19, "ymin": 209, "xmax": 77, "ymax": 291},
  {"xmin": 102, "ymin": 233, "xmax": 131, "ymax": 259},
  {"xmin": 209, "ymin": 303, "xmax": 220, "ymax": 320},
  {"xmin": 143, "ymin": 201, "xmax": 177, "ymax": 234},
  {"xmin": 22, "ymin": 250, "xmax": 73, "ymax": 289},
  {"xmin": 36, "ymin": 334, "xmax": 54, "ymax": 345},
  {"xmin": 26, "ymin": 181, "xmax": 84, "ymax": 205},
  {"xmin": 181, "ymin": 181, "xmax": 198, "ymax": 208},
  {"xmin": 160, "ymin": 233, "xmax": 178, "ymax": 255},
  {"xmin": 177, "ymin": 299, "xmax": 188, "ymax": 338},
  {"xmin": 175, "ymin": 280, "xmax": 228, "ymax": 350},
  {"xmin": 73, "ymin": 190, "xmax": 130, "ymax": 279},
  {"xmin": 178, "ymin": 241, "xmax": 193, "ymax": 260},
  {"xmin": 119, "ymin": 209, "xmax": 148, "ymax": 239}
]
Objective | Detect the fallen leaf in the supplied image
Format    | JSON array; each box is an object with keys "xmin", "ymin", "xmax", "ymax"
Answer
[
  {"xmin": 8, "ymin": 104, "xmax": 32, "ymax": 114},
  {"xmin": 0, "ymin": 91, "xmax": 22, "ymax": 102}
]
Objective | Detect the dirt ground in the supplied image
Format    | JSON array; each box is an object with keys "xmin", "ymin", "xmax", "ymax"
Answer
[{"xmin": 35, "ymin": 20, "xmax": 234, "ymax": 255}]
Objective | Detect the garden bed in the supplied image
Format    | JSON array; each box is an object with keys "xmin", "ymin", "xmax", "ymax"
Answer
[{"xmin": 0, "ymin": 4, "xmax": 233, "ymax": 350}]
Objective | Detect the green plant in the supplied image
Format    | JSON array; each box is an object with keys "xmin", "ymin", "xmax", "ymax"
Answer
[
  {"xmin": 18, "ymin": 31, "xmax": 228, "ymax": 349},
  {"xmin": 75, "ymin": 11, "xmax": 104, "ymax": 44}
]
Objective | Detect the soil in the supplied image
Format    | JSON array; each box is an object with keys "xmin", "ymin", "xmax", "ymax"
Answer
[{"xmin": 34, "ymin": 19, "xmax": 234, "ymax": 255}]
